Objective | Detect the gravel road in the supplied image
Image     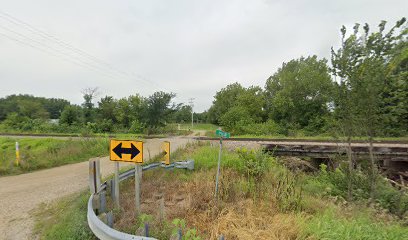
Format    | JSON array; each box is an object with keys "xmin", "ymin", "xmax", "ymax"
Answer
[{"xmin": 0, "ymin": 136, "xmax": 194, "ymax": 240}]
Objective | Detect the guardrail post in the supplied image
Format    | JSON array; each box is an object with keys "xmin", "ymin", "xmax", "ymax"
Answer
[
  {"xmin": 178, "ymin": 229, "xmax": 182, "ymax": 240},
  {"xmin": 144, "ymin": 223, "xmax": 149, "ymax": 237},
  {"xmin": 107, "ymin": 179, "xmax": 113, "ymax": 197},
  {"xmin": 135, "ymin": 164, "xmax": 142, "ymax": 215},
  {"xmin": 107, "ymin": 211, "xmax": 114, "ymax": 228},
  {"xmin": 89, "ymin": 158, "xmax": 101, "ymax": 194},
  {"xmin": 100, "ymin": 191, "xmax": 106, "ymax": 213},
  {"xmin": 114, "ymin": 162, "xmax": 120, "ymax": 209},
  {"xmin": 92, "ymin": 193, "xmax": 100, "ymax": 215}
]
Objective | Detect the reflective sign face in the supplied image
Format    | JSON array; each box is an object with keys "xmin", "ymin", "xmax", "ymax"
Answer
[
  {"xmin": 110, "ymin": 140, "xmax": 143, "ymax": 163},
  {"xmin": 215, "ymin": 129, "xmax": 230, "ymax": 138},
  {"xmin": 163, "ymin": 141, "xmax": 170, "ymax": 165}
]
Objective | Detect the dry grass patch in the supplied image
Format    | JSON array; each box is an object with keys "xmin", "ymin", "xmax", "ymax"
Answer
[{"xmin": 114, "ymin": 168, "xmax": 304, "ymax": 239}]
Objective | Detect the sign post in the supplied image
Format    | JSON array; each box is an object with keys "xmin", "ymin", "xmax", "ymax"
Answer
[
  {"xmin": 214, "ymin": 130, "xmax": 230, "ymax": 200},
  {"xmin": 109, "ymin": 140, "xmax": 144, "ymax": 211}
]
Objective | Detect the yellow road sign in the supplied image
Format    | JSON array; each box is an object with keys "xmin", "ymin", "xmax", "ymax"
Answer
[
  {"xmin": 163, "ymin": 141, "xmax": 170, "ymax": 165},
  {"xmin": 110, "ymin": 140, "xmax": 143, "ymax": 163}
]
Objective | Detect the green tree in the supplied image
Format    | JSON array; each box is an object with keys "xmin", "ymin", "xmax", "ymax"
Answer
[
  {"xmin": 219, "ymin": 106, "xmax": 254, "ymax": 133},
  {"xmin": 236, "ymin": 86, "xmax": 265, "ymax": 123},
  {"xmin": 81, "ymin": 87, "xmax": 98, "ymax": 124},
  {"xmin": 114, "ymin": 95, "xmax": 145, "ymax": 129},
  {"xmin": 171, "ymin": 104, "xmax": 192, "ymax": 123},
  {"xmin": 143, "ymin": 91, "xmax": 176, "ymax": 128},
  {"xmin": 97, "ymin": 96, "xmax": 118, "ymax": 123},
  {"xmin": 331, "ymin": 18, "xmax": 407, "ymax": 199},
  {"xmin": 60, "ymin": 105, "xmax": 81, "ymax": 125},
  {"xmin": 265, "ymin": 56, "xmax": 333, "ymax": 132},
  {"xmin": 17, "ymin": 100, "xmax": 49, "ymax": 119},
  {"xmin": 208, "ymin": 83, "xmax": 265, "ymax": 125},
  {"xmin": 43, "ymin": 98, "xmax": 70, "ymax": 119},
  {"xmin": 208, "ymin": 83, "xmax": 245, "ymax": 124}
]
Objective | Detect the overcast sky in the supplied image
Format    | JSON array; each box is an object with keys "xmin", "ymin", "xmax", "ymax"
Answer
[{"xmin": 0, "ymin": 0, "xmax": 406, "ymax": 112}]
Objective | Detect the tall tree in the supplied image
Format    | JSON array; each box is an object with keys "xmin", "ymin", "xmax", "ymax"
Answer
[
  {"xmin": 81, "ymin": 87, "xmax": 98, "ymax": 123},
  {"xmin": 265, "ymin": 56, "xmax": 333, "ymax": 132},
  {"xmin": 97, "ymin": 96, "xmax": 118, "ymax": 123},
  {"xmin": 207, "ymin": 83, "xmax": 245, "ymax": 124},
  {"xmin": 60, "ymin": 105, "xmax": 82, "ymax": 125},
  {"xmin": 331, "ymin": 18, "xmax": 407, "ymax": 199},
  {"xmin": 143, "ymin": 91, "xmax": 176, "ymax": 128}
]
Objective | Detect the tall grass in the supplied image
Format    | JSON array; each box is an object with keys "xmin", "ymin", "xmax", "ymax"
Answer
[
  {"xmin": 301, "ymin": 207, "xmax": 408, "ymax": 239},
  {"xmin": 33, "ymin": 191, "xmax": 95, "ymax": 240},
  {"xmin": 0, "ymin": 137, "xmax": 109, "ymax": 176}
]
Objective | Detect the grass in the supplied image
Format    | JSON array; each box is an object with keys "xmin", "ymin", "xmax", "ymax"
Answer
[
  {"xmin": 33, "ymin": 191, "xmax": 95, "ymax": 240},
  {"xmin": 301, "ymin": 207, "xmax": 408, "ymax": 239},
  {"xmin": 0, "ymin": 137, "xmax": 109, "ymax": 176}
]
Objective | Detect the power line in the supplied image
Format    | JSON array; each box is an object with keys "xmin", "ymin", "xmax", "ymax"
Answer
[
  {"xmin": 0, "ymin": 10, "xmax": 161, "ymax": 89},
  {"xmin": 0, "ymin": 10, "xmax": 134, "ymax": 77},
  {"xmin": 0, "ymin": 31, "xmax": 123, "ymax": 81},
  {"xmin": 0, "ymin": 25, "xmax": 126, "ymax": 80}
]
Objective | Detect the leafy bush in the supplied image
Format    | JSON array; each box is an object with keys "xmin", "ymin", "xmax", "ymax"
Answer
[
  {"xmin": 304, "ymin": 164, "xmax": 408, "ymax": 216},
  {"xmin": 129, "ymin": 120, "xmax": 145, "ymax": 133},
  {"xmin": 236, "ymin": 148, "xmax": 272, "ymax": 182},
  {"xmin": 219, "ymin": 106, "xmax": 254, "ymax": 134}
]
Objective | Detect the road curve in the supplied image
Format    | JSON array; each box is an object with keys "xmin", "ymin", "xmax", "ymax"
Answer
[{"xmin": 0, "ymin": 136, "xmax": 194, "ymax": 240}]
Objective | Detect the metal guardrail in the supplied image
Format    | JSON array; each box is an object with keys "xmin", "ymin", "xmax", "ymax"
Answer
[{"xmin": 87, "ymin": 160, "xmax": 194, "ymax": 240}]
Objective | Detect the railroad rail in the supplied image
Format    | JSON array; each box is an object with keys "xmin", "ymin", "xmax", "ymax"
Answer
[{"xmin": 194, "ymin": 136, "xmax": 408, "ymax": 144}]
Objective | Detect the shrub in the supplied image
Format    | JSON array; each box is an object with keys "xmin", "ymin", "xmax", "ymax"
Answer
[
  {"xmin": 305, "ymin": 163, "xmax": 408, "ymax": 216},
  {"xmin": 236, "ymin": 148, "xmax": 272, "ymax": 182},
  {"xmin": 129, "ymin": 120, "xmax": 145, "ymax": 134}
]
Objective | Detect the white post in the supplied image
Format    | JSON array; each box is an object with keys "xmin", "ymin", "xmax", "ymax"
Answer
[{"xmin": 114, "ymin": 162, "xmax": 120, "ymax": 209}]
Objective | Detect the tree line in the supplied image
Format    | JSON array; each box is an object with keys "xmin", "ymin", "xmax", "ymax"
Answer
[
  {"xmin": 0, "ymin": 90, "xmax": 197, "ymax": 134},
  {"xmin": 206, "ymin": 18, "xmax": 407, "ymax": 137}
]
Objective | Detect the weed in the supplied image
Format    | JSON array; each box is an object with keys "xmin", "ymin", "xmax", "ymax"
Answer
[
  {"xmin": 273, "ymin": 170, "xmax": 303, "ymax": 212},
  {"xmin": 33, "ymin": 191, "xmax": 94, "ymax": 240}
]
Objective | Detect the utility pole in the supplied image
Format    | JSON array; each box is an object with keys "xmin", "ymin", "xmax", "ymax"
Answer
[{"xmin": 188, "ymin": 98, "xmax": 195, "ymax": 129}]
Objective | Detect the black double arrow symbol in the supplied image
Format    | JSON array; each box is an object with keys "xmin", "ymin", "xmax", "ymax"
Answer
[{"xmin": 112, "ymin": 143, "xmax": 141, "ymax": 159}]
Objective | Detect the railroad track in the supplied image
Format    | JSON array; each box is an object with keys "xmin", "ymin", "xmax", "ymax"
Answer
[{"xmin": 194, "ymin": 137, "xmax": 408, "ymax": 144}]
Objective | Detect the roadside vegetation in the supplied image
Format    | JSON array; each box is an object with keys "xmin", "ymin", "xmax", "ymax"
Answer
[
  {"xmin": 0, "ymin": 90, "xmax": 205, "ymax": 136},
  {"xmin": 33, "ymin": 191, "xmax": 94, "ymax": 240},
  {"xmin": 35, "ymin": 142, "xmax": 408, "ymax": 239},
  {"xmin": 0, "ymin": 137, "xmax": 109, "ymax": 176}
]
